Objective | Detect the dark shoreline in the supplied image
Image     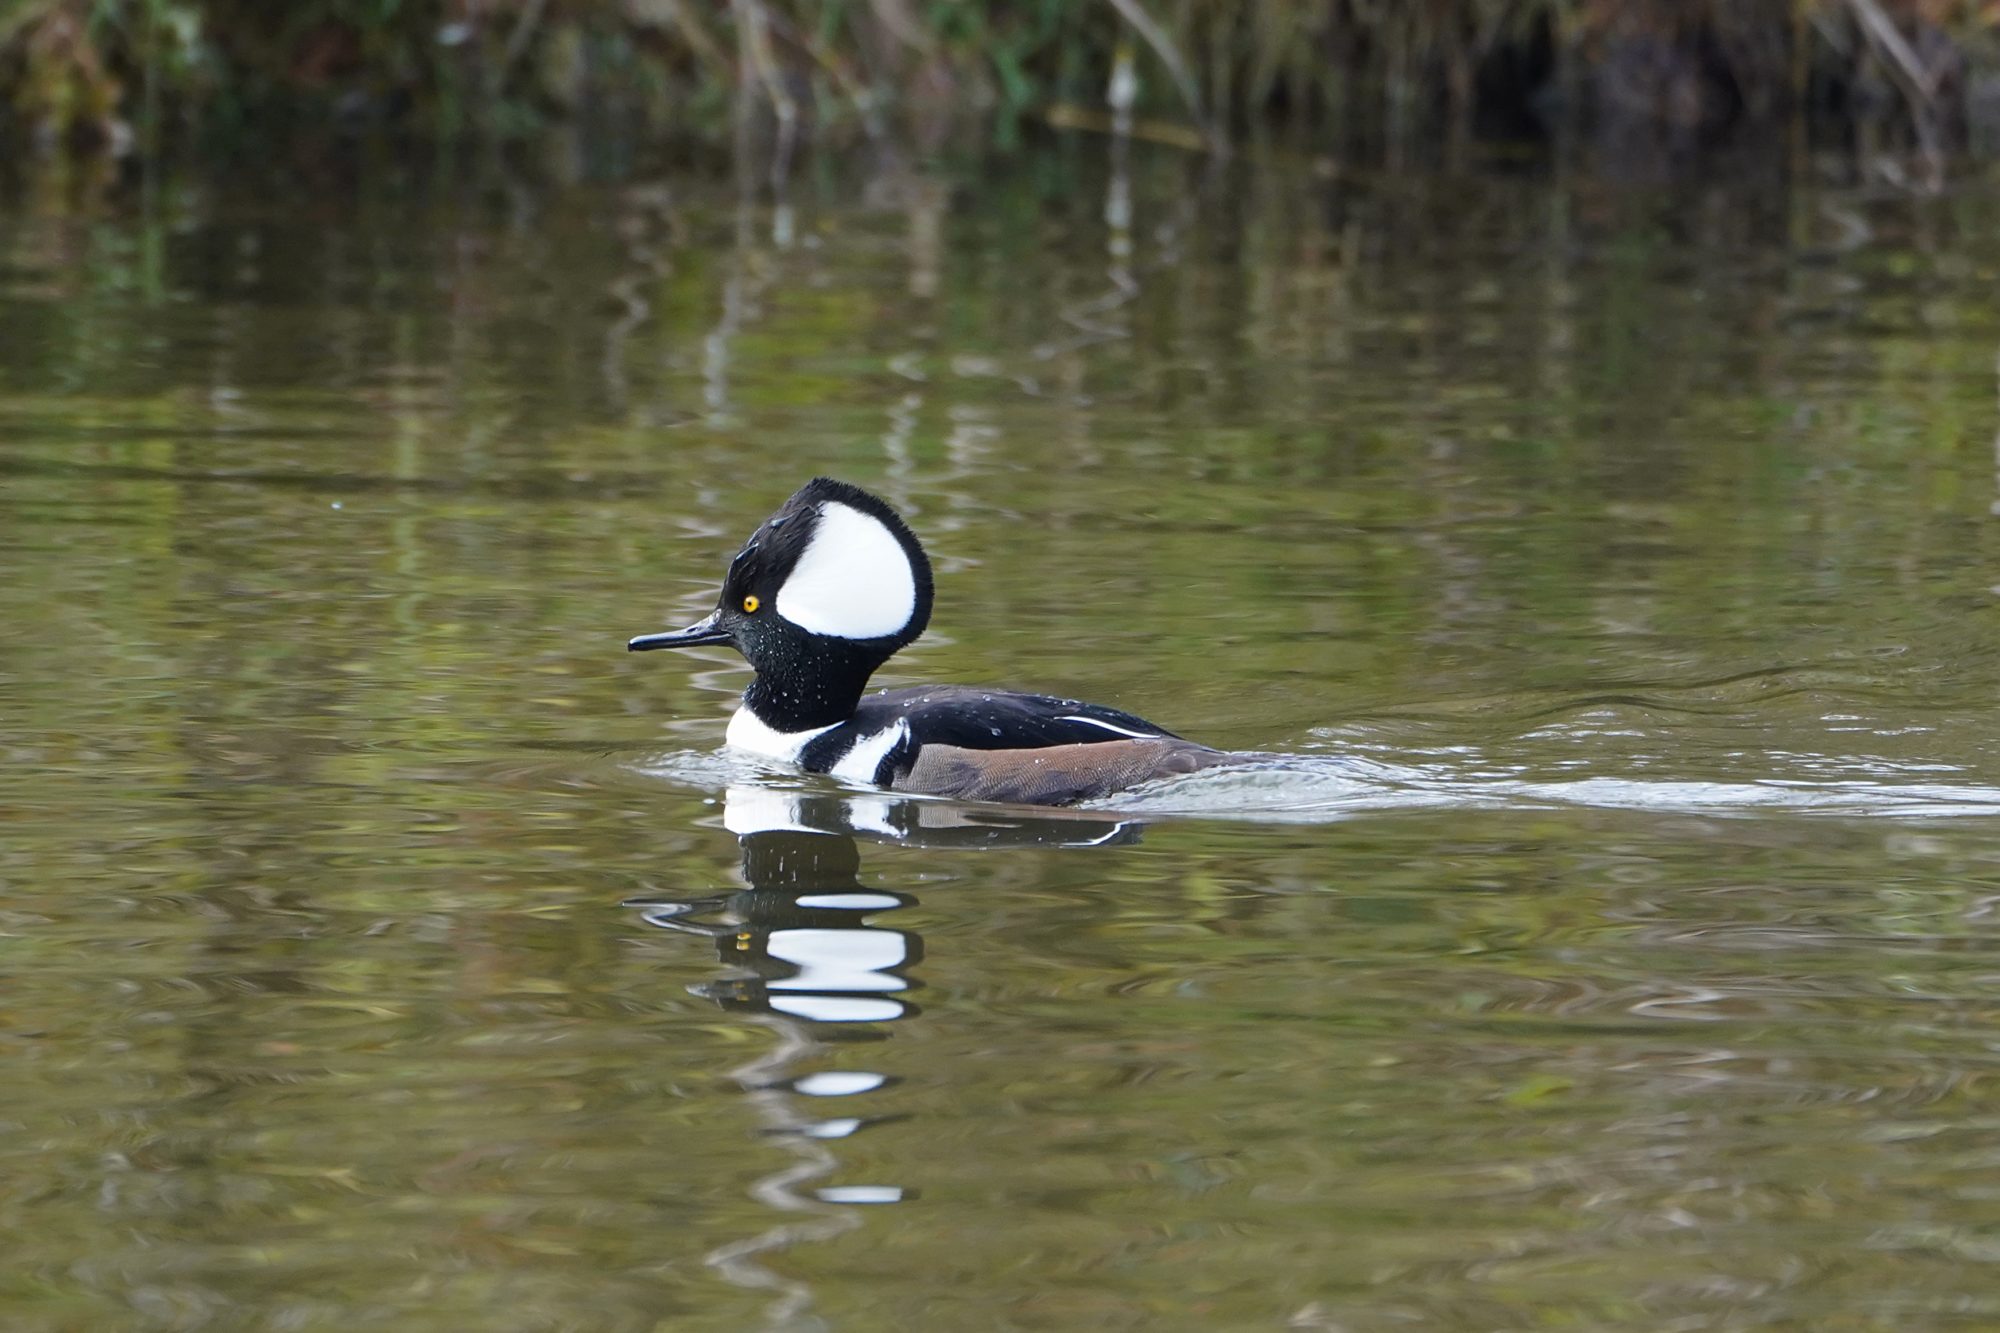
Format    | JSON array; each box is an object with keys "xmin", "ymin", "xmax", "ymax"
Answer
[{"xmin": 2, "ymin": 1, "xmax": 1994, "ymax": 175}]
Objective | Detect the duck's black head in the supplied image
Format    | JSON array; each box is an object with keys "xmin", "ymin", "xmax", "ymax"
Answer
[{"xmin": 628, "ymin": 478, "xmax": 934, "ymax": 730}]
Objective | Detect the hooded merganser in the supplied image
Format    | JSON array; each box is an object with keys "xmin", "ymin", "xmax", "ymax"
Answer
[{"xmin": 628, "ymin": 478, "xmax": 1235, "ymax": 806}]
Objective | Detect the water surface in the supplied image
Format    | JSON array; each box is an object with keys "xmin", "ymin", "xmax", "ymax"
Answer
[{"xmin": 5, "ymin": 146, "xmax": 2000, "ymax": 1330}]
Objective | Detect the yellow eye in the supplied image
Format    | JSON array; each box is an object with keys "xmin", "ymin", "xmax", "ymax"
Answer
[{"xmin": 742, "ymin": 594, "xmax": 761, "ymax": 613}]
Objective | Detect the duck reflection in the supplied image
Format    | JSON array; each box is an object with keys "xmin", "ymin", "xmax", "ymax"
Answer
[
  {"xmin": 628, "ymin": 783, "xmax": 1139, "ymax": 1176},
  {"xmin": 629, "ymin": 785, "xmax": 1139, "ymax": 1322},
  {"xmin": 631, "ymin": 789, "xmax": 925, "ymax": 1028},
  {"xmin": 633, "ymin": 786, "xmax": 1138, "ymax": 1034}
]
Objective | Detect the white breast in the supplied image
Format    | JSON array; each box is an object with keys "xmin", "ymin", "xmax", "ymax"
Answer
[{"xmin": 726, "ymin": 707, "xmax": 833, "ymax": 763}]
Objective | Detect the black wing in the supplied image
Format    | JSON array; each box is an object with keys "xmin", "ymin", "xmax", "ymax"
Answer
[{"xmin": 860, "ymin": 684, "xmax": 1181, "ymax": 751}]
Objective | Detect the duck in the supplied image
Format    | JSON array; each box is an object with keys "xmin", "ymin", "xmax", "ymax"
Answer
[{"xmin": 628, "ymin": 477, "xmax": 1236, "ymax": 805}]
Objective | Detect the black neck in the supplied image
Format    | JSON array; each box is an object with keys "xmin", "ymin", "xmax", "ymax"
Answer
[{"xmin": 743, "ymin": 640, "xmax": 886, "ymax": 732}]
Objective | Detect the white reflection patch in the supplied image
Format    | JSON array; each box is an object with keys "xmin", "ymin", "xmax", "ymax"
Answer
[
  {"xmin": 801, "ymin": 1118, "xmax": 864, "ymax": 1140},
  {"xmin": 794, "ymin": 892, "xmax": 902, "ymax": 911},
  {"xmin": 766, "ymin": 928, "xmax": 908, "ymax": 991},
  {"xmin": 815, "ymin": 1185, "xmax": 905, "ymax": 1204},
  {"xmin": 792, "ymin": 1071, "xmax": 887, "ymax": 1097},
  {"xmin": 768, "ymin": 995, "xmax": 908, "ymax": 1022}
]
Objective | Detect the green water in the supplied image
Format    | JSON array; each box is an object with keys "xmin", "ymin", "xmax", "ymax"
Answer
[{"xmin": 6, "ymin": 145, "xmax": 2000, "ymax": 1331}]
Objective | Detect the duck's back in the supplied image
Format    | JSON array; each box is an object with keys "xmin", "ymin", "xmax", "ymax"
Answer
[{"xmin": 803, "ymin": 685, "xmax": 1235, "ymax": 805}]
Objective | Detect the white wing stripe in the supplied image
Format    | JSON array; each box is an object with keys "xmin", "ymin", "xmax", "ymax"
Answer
[{"xmin": 1057, "ymin": 715, "xmax": 1159, "ymax": 740}]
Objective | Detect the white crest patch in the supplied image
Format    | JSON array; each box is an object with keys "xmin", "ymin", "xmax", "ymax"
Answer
[{"xmin": 775, "ymin": 501, "xmax": 917, "ymax": 640}]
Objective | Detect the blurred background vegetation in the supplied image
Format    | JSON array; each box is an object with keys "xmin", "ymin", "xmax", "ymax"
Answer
[{"xmin": 3, "ymin": 0, "xmax": 1999, "ymax": 167}]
